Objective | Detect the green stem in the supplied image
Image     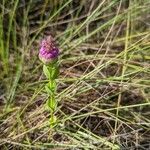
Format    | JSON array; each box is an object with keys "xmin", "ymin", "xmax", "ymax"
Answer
[{"xmin": 43, "ymin": 63, "xmax": 59, "ymax": 127}]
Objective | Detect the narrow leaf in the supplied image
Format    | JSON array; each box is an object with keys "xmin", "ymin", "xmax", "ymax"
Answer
[
  {"xmin": 47, "ymin": 96, "xmax": 57, "ymax": 111},
  {"xmin": 43, "ymin": 65, "xmax": 51, "ymax": 79}
]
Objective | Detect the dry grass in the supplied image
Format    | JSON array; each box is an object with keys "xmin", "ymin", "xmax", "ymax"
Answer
[{"xmin": 0, "ymin": 0, "xmax": 150, "ymax": 149}]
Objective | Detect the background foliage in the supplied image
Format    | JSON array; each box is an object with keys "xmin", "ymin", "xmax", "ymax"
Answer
[{"xmin": 0, "ymin": 0, "xmax": 150, "ymax": 149}]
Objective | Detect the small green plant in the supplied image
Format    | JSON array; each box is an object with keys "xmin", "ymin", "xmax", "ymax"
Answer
[{"xmin": 39, "ymin": 35, "xmax": 59, "ymax": 127}]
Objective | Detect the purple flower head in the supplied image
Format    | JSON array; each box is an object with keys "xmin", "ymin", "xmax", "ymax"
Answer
[{"xmin": 39, "ymin": 35, "xmax": 59, "ymax": 64}]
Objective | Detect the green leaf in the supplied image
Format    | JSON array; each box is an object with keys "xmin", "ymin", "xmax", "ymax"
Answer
[
  {"xmin": 51, "ymin": 66, "xmax": 59, "ymax": 79},
  {"xmin": 45, "ymin": 85, "xmax": 53, "ymax": 95},
  {"xmin": 47, "ymin": 96, "xmax": 57, "ymax": 111},
  {"xmin": 45, "ymin": 81, "xmax": 56, "ymax": 95},
  {"xmin": 49, "ymin": 80, "xmax": 56, "ymax": 92},
  {"xmin": 50, "ymin": 115, "xmax": 57, "ymax": 128},
  {"xmin": 43, "ymin": 65, "xmax": 51, "ymax": 79}
]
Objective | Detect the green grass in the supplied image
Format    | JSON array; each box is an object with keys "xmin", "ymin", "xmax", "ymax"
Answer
[{"xmin": 0, "ymin": 0, "xmax": 150, "ymax": 149}]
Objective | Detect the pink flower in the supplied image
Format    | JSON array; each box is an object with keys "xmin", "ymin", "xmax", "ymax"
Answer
[{"xmin": 39, "ymin": 36, "xmax": 59, "ymax": 64}]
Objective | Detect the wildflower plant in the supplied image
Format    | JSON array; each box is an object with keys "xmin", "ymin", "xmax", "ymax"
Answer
[{"xmin": 39, "ymin": 35, "xmax": 59, "ymax": 127}]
